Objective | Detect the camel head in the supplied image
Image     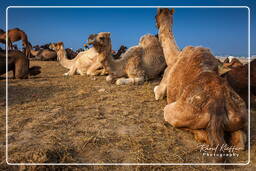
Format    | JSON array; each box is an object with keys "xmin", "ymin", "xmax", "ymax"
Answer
[
  {"xmin": 119, "ymin": 45, "xmax": 127, "ymax": 52},
  {"xmin": 88, "ymin": 32, "xmax": 112, "ymax": 64},
  {"xmin": 88, "ymin": 32, "xmax": 111, "ymax": 49},
  {"xmin": 155, "ymin": 8, "xmax": 175, "ymax": 29},
  {"xmin": 49, "ymin": 42, "xmax": 64, "ymax": 52}
]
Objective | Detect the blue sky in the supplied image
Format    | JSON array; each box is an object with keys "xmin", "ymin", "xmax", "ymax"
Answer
[{"xmin": 0, "ymin": 0, "xmax": 255, "ymax": 56}]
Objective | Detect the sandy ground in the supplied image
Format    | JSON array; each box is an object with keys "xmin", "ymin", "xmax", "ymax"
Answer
[{"xmin": 0, "ymin": 61, "xmax": 255, "ymax": 170}]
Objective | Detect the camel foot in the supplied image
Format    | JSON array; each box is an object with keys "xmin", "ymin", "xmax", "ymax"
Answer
[
  {"xmin": 106, "ymin": 75, "xmax": 113, "ymax": 82},
  {"xmin": 116, "ymin": 77, "xmax": 144, "ymax": 85},
  {"xmin": 154, "ymin": 85, "xmax": 166, "ymax": 100},
  {"xmin": 63, "ymin": 73, "xmax": 69, "ymax": 76}
]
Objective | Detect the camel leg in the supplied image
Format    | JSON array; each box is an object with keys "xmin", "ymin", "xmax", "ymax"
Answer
[
  {"xmin": 229, "ymin": 130, "xmax": 246, "ymax": 150},
  {"xmin": 86, "ymin": 62, "xmax": 103, "ymax": 76},
  {"xmin": 154, "ymin": 66, "xmax": 170, "ymax": 100},
  {"xmin": 65, "ymin": 65, "xmax": 77, "ymax": 76},
  {"xmin": 180, "ymin": 128, "xmax": 210, "ymax": 144},
  {"xmin": 164, "ymin": 101, "xmax": 210, "ymax": 130},
  {"xmin": 115, "ymin": 77, "xmax": 144, "ymax": 85}
]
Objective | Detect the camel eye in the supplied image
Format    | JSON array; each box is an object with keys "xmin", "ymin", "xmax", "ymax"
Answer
[{"xmin": 100, "ymin": 37, "xmax": 105, "ymax": 41}]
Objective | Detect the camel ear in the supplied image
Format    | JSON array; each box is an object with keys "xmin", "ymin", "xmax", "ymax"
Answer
[
  {"xmin": 170, "ymin": 8, "xmax": 175, "ymax": 15},
  {"xmin": 58, "ymin": 42, "xmax": 63, "ymax": 46},
  {"xmin": 106, "ymin": 32, "xmax": 111, "ymax": 37}
]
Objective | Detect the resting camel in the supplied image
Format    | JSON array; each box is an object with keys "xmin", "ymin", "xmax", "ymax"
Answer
[
  {"xmin": 49, "ymin": 42, "xmax": 106, "ymax": 76},
  {"xmin": 156, "ymin": 9, "xmax": 247, "ymax": 162},
  {"xmin": 0, "ymin": 50, "xmax": 41, "ymax": 79},
  {"xmin": 87, "ymin": 33, "xmax": 166, "ymax": 85},
  {"xmin": 222, "ymin": 59, "xmax": 256, "ymax": 107},
  {"xmin": 0, "ymin": 28, "xmax": 31, "ymax": 58},
  {"xmin": 112, "ymin": 45, "xmax": 127, "ymax": 59},
  {"xmin": 30, "ymin": 48, "xmax": 57, "ymax": 61},
  {"xmin": 65, "ymin": 48, "xmax": 78, "ymax": 59},
  {"xmin": 223, "ymin": 58, "xmax": 243, "ymax": 68}
]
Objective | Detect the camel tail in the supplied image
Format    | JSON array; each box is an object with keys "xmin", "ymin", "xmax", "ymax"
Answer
[{"xmin": 206, "ymin": 98, "xmax": 227, "ymax": 163}]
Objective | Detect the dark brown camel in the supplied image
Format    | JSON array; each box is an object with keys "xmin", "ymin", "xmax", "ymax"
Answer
[
  {"xmin": 222, "ymin": 59, "xmax": 256, "ymax": 107},
  {"xmin": 112, "ymin": 45, "xmax": 127, "ymax": 59},
  {"xmin": 0, "ymin": 50, "xmax": 41, "ymax": 79},
  {"xmin": 0, "ymin": 28, "xmax": 31, "ymax": 58}
]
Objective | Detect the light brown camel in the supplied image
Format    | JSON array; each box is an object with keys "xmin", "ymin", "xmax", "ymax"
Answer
[
  {"xmin": 0, "ymin": 50, "xmax": 41, "ymax": 79},
  {"xmin": 0, "ymin": 28, "xmax": 31, "ymax": 58},
  {"xmin": 88, "ymin": 33, "xmax": 166, "ymax": 85},
  {"xmin": 49, "ymin": 42, "xmax": 106, "ymax": 76},
  {"xmin": 156, "ymin": 8, "xmax": 247, "ymax": 162},
  {"xmin": 153, "ymin": 9, "xmax": 180, "ymax": 100}
]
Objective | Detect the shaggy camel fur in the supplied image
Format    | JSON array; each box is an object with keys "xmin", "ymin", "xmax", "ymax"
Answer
[
  {"xmin": 88, "ymin": 33, "xmax": 166, "ymax": 85},
  {"xmin": 49, "ymin": 42, "xmax": 106, "ymax": 76},
  {"xmin": 0, "ymin": 50, "xmax": 41, "ymax": 79},
  {"xmin": 156, "ymin": 9, "xmax": 247, "ymax": 162}
]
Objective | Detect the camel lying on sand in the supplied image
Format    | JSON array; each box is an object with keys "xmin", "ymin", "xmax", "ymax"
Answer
[
  {"xmin": 88, "ymin": 33, "xmax": 166, "ymax": 85},
  {"xmin": 30, "ymin": 49, "xmax": 57, "ymax": 61},
  {"xmin": 49, "ymin": 42, "xmax": 106, "ymax": 76},
  {"xmin": 223, "ymin": 57, "xmax": 243, "ymax": 68},
  {"xmin": 156, "ymin": 9, "xmax": 247, "ymax": 162},
  {"xmin": 0, "ymin": 50, "xmax": 41, "ymax": 79},
  {"xmin": 222, "ymin": 59, "xmax": 256, "ymax": 106}
]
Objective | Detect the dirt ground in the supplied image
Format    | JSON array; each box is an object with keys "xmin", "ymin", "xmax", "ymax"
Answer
[{"xmin": 0, "ymin": 61, "xmax": 255, "ymax": 170}]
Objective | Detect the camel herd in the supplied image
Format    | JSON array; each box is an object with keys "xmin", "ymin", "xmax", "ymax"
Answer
[{"xmin": 1, "ymin": 8, "xmax": 255, "ymax": 163}]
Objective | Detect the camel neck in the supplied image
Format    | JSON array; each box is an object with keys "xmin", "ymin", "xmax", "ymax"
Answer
[
  {"xmin": 57, "ymin": 47, "xmax": 73, "ymax": 69},
  {"xmin": 159, "ymin": 25, "xmax": 180, "ymax": 66}
]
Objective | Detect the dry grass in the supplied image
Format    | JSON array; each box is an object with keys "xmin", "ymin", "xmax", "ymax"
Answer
[{"xmin": 0, "ymin": 61, "xmax": 255, "ymax": 170}]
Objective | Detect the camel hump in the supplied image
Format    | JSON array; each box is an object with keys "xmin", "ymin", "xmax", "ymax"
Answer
[{"xmin": 123, "ymin": 46, "xmax": 144, "ymax": 59}]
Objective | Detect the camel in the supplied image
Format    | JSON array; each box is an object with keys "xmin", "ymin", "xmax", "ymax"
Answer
[
  {"xmin": 223, "ymin": 58, "xmax": 243, "ymax": 68},
  {"xmin": 30, "ymin": 48, "xmax": 57, "ymax": 61},
  {"xmin": 65, "ymin": 48, "xmax": 78, "ymax": 59},
  {"xmin": 49, "ymin": 42, "xmax": 106, "ymax": 76},
  {"xmin": 87, "ymin": 33, "xmax": 166, "ymax": 85},
  {"xmin": 0, "ymin": 28, "xmax": 31, "ymax": 58},
  {"xmin": 112, "ymin": 45, "xmax": 127, "ymax": 59},
  {"xmin": 155, "ymin": 9, "xmax": 247, "ymax": 162},
  {"xmin": 0, "ymin": 49, "xmax": 41, "ymax": 79},
  {"xmin": 222, "ymin": 59, "xmax": 256, "ymax": 107}
]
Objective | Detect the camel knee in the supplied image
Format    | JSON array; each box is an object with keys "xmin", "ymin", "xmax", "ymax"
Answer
[{"xmin": 164, "ymin": 103, "xmax": 180, "ymax": 127}]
